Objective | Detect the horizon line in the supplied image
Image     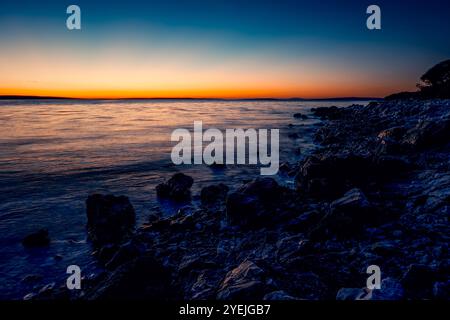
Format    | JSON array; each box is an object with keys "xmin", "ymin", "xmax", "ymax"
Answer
[{"xmin": 0, "ymin": 95, "xmax": 384, "ymax": 101}]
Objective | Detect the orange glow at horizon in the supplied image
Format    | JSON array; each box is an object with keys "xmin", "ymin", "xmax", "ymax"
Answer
[{"xmin": 0, "ymin": 40, "xmax": 415, "ymax": 99}]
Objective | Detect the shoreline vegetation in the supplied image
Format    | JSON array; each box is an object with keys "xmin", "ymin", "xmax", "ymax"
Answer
[{"xmin": 21, "ymin": 60, "xmax": 450, "ymax": 300}]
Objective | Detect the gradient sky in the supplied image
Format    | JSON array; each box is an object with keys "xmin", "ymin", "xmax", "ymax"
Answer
[{"xmin": 1, "ymin": 0, "xmax": 450, "ymax": 98}]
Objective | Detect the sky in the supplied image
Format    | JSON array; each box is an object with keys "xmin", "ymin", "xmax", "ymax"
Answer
[{"xmin": 1, "ymin": 0, "xmax": 449, "ymax": 99}]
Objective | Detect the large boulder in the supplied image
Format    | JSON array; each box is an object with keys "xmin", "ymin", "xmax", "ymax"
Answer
[
  {"xmin": 311, "ymin": 106, "xmax": 341, "ymax": 119},
  {"xmin": 309, "ymin": 188, "xmax": 376, "ymax": 239},
  {"xmin": 200, "ymin": 183, "xmax": 229, "ymax": 206},
  {"xmin": 226, "ymin": 178, "xmax": 284, "ymax": 228},
  {"xmin": 86, "ymin": 194, "xmax": 136, "ymax": 246},
  {"xmin": 295, "ymin": 154, "xmax": 371, "ymax": 198},
  {"xmin": 22, "ymin": 229, "xmax": 50, "ymax": 247},
  {"xmin": 156, "ymin": 173, "xmax": 194, "ymax": 202}
]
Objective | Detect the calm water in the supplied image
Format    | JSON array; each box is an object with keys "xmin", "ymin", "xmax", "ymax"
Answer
[{"xmin": 0, "ymin": 99, "xmax": 364, "ymax": 299}]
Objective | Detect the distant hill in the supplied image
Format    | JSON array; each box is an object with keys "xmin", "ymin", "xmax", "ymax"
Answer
[
  {"xmin": 0, "ymin": 95, "xmax": 74, "ymax": 100},
  {"xmin": 0, "ymin": 95, "xmax": 382, "ymax": 101}
]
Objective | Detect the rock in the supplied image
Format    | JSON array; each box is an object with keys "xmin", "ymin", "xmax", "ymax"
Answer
[
  {"xmin": 309, "ymin": 188, "xmax": 375, "ymax": 239},
  {"xmin": 370, "ymin": 278, "xmax": 404, "ymax": 300},
  {"xmin": 22, "ymin": 229, "xmax": 50, "ymax": 247},
  {"xmin": 263, "ymin": 290, "xmax": 299, "ymax": 300},
  {"xmin": 276, "ymin": 236, "xmax": 313, "ymax": 264},
  {"xmin": 402, "ymin": 118, "xmax": 450, "ymax": 148},
  {"xmin": 284, "ymin": 210, "xmax": 323, "ymax": 232},
  {"xmin": 105, "ymin": 242, "xmax": 141, "ymax": 270},
  {"xmin": 401, "ymin": 264, "xmax": 437, "ymax": 298},
  {"xmin": 288, "ymin": 272, "xmax": 327, "ymax": 299},
  {"xmin": 377, "ymin": 126, "xmax": 407, "ymax": 141},
  {"xmin": 217, "ymin": 260, "xmax": 268, "ymax": 300},
  {"xmin": 156, "ymin": 173, "xmax": 194, "ymax": 201},
  {"xmin": 433, "ymin": 281, "xmax": 450, "ymax": 299},
  {"xmin": 311, "ymin": 106, "xmax": 341, "ymax": 119},
  {"xmin": 86, "ymin": 194, "xmax": 136, "ymax": 246},
  {"xmin": 226, "ymin": 178, "xmax": 284, "ymax": 228},
  {"xmin": 200, "ymin": 184, "xmax": 229, "ymax": 206},
  {"xmin": 336, "ymin": 288, "xmax": 370, "ymax": 300},
  {"xmin": 22, "ymin": 274, "xmax": 43, "ymax": 284},
  {"xmin": 85, "ymin": 255, "xmax": 177, "ymax": 300},
  {"xmin": 295, "ymin": 154, "xmax": 371, "ymax": 198},
  {"xmin": 293, "ymin": 113, "xmax": 308, "ymax": 119}
]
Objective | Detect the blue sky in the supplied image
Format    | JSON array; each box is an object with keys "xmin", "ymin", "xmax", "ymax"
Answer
[{"xmin": 1, "ymin": 0, "xmax": 449, "ymax": 98}]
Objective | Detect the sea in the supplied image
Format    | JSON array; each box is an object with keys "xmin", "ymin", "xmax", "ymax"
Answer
[{"xmin": 0, "ymin": 99, "xmax": 368, "ymax": 299}]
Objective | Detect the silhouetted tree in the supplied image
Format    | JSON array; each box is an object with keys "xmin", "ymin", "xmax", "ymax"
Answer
[{"xmin": 417, "ymin": 59, "xmax": 450, "ymax": 98}]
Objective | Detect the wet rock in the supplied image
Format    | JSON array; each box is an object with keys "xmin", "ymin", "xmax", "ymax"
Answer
[
  {"xmin": 311, "ymin": 106, "xmax": 341, "ymax": 119},
  {"xmin": 226, "ymin": 178, "xmax": 284, "ymax": 229},
  {"xmin": 217, "ymin": 260, "xmax": 268, "ymax": 300},
  {"xmin": 22, "ymin": 229, "xmax": 50, "ymax": 247},
  {"xmin": 169, "ymin": 214, "xmax": 196, "ymax": 231},
  {"xmin": 156, "ymin": 173, "xmax": 194, "ymax": 201},
  {"xmin": 105, "ymin": 242, "xmax": 141, "ymax": 270},
  {"xmin": 86, "ymin": 194, "xmax": 136, "ymax": 246},
  {"xmin": 22, "ymin": 274, "xmax": 43, "ymax": 284},
  {"xmin": 200, "ymin": 183, "xmax": 229, "ymax": 206},
  {"xmin": 370, "ymin": 278, "xmax": 404, "ymax": 300},
  {"xmin": 293, "ymin": 113, "xmax": 308, "ymax": 119},
  {"xmin": 336, "ymin": 288, "xmax": 370, "ymax": 300}
]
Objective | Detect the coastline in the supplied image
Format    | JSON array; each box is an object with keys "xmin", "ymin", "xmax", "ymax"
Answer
[{"xmin": 22, "ymin": 98, "xmax": 450, "ymax": 300}]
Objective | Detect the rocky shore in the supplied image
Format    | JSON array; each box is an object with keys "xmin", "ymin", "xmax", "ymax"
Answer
[{"xmin": 25, "ymin": 98, "xmax": 450, "ymax": 300}]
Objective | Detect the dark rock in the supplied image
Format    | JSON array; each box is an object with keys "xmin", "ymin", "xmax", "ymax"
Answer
[
  {"xmin": 370, "ymin": 278, "xmax": 404, "ymax": 300},
  {"xmin": 217, "ymin": 260, "xmax": 269, "ymax": 300},
  {"xmin": 156, "ymin": 173, "xmax": 194, "ymax": 201},
  {"xmin": 402, "ymin": 118, "xmax": 450, "ymax": 149},
  {"xmin": 22, "ymin": 229, "xmax": 50, "ymax": 247},
  {"xmin": 263, "ymin": 290, "xmax": 299, "ymax": 300},
  {"xmin": 85, "ymin": 255, "xmax": 178, "ymax": 300},
  {"xmin": 288, "ymin": 272, "xmax": 327, "ymax": 299},
  {"xmin": 433, "ymin": 280, "xmax": 450, "ymax": 299},
  {"xmin": 293, "ymin": 113, "xmax": 308, "ymax": 119},
  {"xmin": 336, "ymin": 288, "xmax": 370, "ymax": 300},
  {"xmin": 311, "ymin": 106, "xmax": 341, "ymax": 119},
  {"xmin": 309, "ymin": 188, "xmax": 376, "ymax": 239},
  {"xmin": 401, "ymin": 264, "xmax": 437, "ymax": 298},
  {"xmin": 105, "ymin": 242, "xmax": 141, "ymax": 270},
  {"xmin": 226, "ymin": 178, "xmax": 285, "ymax": 228},
  {"xmin": 200, "ymin": 184, "xmax": 229, "ymax": 206},
  {"xmin": 295, "ymin": 154, "xmax": 371, "ymax": 198},
  {"xmin": 86, "ymin": 194, "xmax": 136, "ymax": 246},
  {"xmin": 276, "ymin": 236, "xmax": 313, "ymax": 264},
  {"xmin": 22, "ymin": 274, "xmax": 43, "ymax": 284}
]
